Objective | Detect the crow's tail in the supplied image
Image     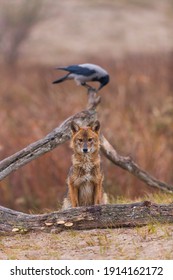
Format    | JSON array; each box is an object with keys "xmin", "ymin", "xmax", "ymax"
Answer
[{"xmin": 52, "ymin": 74, "xmax": 69, "ymax": 84}]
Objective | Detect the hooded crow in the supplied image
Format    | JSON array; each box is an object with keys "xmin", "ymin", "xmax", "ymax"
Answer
[{"xmin": 52, "ymin": 63, "xmax": 109, "ymax": 91}]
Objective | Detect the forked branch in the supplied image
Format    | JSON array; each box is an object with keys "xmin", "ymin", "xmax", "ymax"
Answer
[{"xmin": 0, "ymin": 88, "xmax": 173, "ymax": 195}]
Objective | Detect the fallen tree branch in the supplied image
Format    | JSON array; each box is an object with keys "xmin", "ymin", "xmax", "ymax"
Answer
[{"xmin": 0, "ymin": 202, "xmax": 173, "ymax": 234}]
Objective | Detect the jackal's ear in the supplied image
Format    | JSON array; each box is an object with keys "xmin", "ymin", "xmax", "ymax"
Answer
[
  {"xmin": 71, "ymin": 121, "xmax": 80, "ymax": 134},
  {"xmin": 90, "ymin": 120, "xmax": 100, "ymax": 133}
]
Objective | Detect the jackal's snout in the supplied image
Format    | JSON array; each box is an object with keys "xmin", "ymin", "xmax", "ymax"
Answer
[{"xmin": 83, "ymin": 142, "xmax": 88, "ymax": 153}]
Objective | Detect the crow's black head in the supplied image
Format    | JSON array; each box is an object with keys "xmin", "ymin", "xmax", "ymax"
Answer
[{"xmin": 98, "ymin": 74, "xmax": 109, "ymax": 90}]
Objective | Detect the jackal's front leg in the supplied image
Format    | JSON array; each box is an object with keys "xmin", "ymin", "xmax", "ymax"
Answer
[
  {"xmin": 94, "ymin": 177, "xmax": 103, "ymax": 205},
  {"xmin": 68, "ymin": 181, "xmax": 79, "ymax": 207}
]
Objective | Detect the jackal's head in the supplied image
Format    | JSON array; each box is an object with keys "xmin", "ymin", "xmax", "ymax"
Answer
[{"xmin": 70, "ymin": 121, "xmax": 100, "ymax": 154}]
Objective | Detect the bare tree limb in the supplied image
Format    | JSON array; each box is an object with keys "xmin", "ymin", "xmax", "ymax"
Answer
[
  {"xmin": 0, "ymin": 108, "xmax": 97, "ymax": 181},
  {"xmin": 0, "ymin": 201, "xmax": 173, "ymax": 234},
  {"xmin": 100, "ymin": 135, "xmax": 173, "ymax": 193}
]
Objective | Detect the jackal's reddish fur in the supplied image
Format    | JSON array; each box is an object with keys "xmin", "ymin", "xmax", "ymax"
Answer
[{"xmin": 63, "ymin": 120, "xmax": 107, "ymax": 209}]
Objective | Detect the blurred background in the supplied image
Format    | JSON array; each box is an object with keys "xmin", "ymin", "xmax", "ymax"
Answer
[{"xmin": 1, "ymin": 0, "xmax": 173, "ymax": 212}]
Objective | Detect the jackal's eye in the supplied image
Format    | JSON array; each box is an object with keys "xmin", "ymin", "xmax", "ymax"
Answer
[
  {"xmin": 78, "ymin": 138, "xmax": 83, "ymax": 142},
  {"xmin": 88, "ymin": 138, "xmax": 93, "ymax": 142}
]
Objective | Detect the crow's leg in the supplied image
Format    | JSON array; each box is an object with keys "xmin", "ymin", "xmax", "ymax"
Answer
[{"xmin": 81, "ymin": 82, "xmax": 97, "ymax": 92}]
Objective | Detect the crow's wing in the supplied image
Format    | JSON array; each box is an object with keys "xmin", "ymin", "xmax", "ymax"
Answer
[{"xmin": 57, "ymin": 65, "xmax": 96, "ymax": 76}]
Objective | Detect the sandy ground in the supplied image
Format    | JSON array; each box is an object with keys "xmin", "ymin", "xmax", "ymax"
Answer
[{"xmin": 0, "ymin": 225, "xmax": 173, "ymax": 260}]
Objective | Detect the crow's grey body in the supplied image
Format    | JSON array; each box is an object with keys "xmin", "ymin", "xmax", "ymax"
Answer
[{"xmin": 53, "ymin": 63, "xmax": 109, "ymax": 91}]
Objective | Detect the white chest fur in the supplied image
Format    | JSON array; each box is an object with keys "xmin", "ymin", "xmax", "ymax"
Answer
[{"xmin": 78, "ymin": 183, "xmax": 94, "ymax": 206}]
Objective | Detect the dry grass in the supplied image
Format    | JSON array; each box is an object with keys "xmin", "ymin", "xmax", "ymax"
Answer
[
  {"xmin": 1, "ymin": 52, "xmax": 173, "ymax": 212},
  {"xmin": 1, "ymin": 224, "xmax": 173, "ymax": 259}
]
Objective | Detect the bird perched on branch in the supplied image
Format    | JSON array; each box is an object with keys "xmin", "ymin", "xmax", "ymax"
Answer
[{"xmin": 52, "ymin": 63, "xmax": 109, "ymax": 91}]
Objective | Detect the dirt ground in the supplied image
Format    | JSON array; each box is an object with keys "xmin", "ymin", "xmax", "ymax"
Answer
[{"xmin": 0, "ymin": 225, "xmax": 173, "ymax": 260}]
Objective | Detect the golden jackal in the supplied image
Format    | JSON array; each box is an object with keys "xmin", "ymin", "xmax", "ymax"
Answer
[{"xmin": 63, "ymin": 120, "xmax": 107, "ymax": 209}]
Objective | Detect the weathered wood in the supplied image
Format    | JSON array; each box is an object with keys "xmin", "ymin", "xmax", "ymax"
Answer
[
  {"xmin": 100, "ymin": 135, "xmax": 173, "ymax": 193},
  {"xmin": 0, "ymin": 89, "xmax": 98, "ymax": 181},
  {"xmin": 0, "ymin": 109, "xmax": 97, "ymax": 180},
  {"xmin": 0, "ymin": 202, "xmax": 173, "ymax": 234}
]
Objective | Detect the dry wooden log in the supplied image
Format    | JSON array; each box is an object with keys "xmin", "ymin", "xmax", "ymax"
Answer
[{"xmin": 0, "ymin": 202, "xmax": 173, "ymax": 234}]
